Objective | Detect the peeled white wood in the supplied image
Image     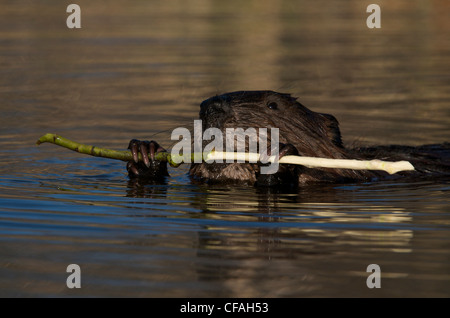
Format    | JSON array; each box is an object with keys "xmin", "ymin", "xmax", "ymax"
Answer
[{"xmin": 206, "ymin": 152, "xmax": 415, "ymax": 175}]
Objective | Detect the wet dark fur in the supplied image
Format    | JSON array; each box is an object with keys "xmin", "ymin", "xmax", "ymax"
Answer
[{"xmin": 131, "ymin": 91, "xmax": 450, "ymax": 186}]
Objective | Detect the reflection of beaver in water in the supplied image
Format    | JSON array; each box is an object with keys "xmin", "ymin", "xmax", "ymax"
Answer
[{"xmin": 127, "ymin": 91, "xmax": 450, "ymax": 186}]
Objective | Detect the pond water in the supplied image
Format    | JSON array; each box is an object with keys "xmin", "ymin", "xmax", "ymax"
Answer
[{"xmin": 1, "ymin": 0, "xmax": 449, "ymax": 297}]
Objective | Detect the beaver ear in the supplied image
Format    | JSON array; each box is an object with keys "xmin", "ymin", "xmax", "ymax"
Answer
[
  {"xmin": 321, "ymin": 113, "xmax": 344, "ymax": 148},
  {"xmin": 285, "ymin": 94, "xmax": 298, "ymax": 103}
]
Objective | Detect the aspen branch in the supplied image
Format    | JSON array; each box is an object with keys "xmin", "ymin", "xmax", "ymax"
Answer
[
  {"xmin": 36, "ymin": 133, "xmax": 188, "ymax": 167},
  {"xmin": 36, "ymin": 133, "xmax": 415, "ymax": 174}
]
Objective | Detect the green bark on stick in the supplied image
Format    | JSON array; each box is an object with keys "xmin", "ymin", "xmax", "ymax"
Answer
[{"xmin": 36, "ymin": 133, "xmax": 183, "ymax": 167}]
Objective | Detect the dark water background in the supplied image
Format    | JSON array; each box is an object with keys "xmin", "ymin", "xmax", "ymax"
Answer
[{"xmin": 1, "ymin": 0, "xmax": 449, "ymax": 297}]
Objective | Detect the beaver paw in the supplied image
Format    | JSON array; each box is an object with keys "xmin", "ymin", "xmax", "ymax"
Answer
[
  {"xmin": 256, "ymin": 143, "xmax": 299, "ymax": 187},
  {"xmin": 126, "ymin": 139, "xmax": 169, "ymax": 179}
]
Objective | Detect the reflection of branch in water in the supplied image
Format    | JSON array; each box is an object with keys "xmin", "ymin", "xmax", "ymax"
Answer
[
  {"xmin": 191, "ymin": 186, "xmax": 416, "ymax": 296},
  {"xmin": 342, "ymin": 230, "xmax": 413, "ymax": 253},
  {"xmin": 300, "ymin": 203, "xmax": 412, "ymax": 223}
]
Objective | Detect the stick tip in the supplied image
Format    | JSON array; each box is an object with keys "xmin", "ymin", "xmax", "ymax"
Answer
[
  {"xmin": 387, "ymin": 161, "xmax": 415, "ymax": 174},
  {"xmin": 36, "ymin": 133, "xmax": 56, "ymax": 146}
]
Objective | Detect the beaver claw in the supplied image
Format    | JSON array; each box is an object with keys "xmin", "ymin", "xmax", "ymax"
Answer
[{"xmin": 126, "ymin": 139, "xmax": 168, "ymax": 178}]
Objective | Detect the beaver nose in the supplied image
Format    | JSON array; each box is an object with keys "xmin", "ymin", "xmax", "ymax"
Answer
[{"xmin": 200, "ymin": 95, "xmax": 232, "ymax": 119}]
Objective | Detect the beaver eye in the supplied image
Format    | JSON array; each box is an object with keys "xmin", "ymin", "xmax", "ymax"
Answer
[{"xmin": 267, "ymin": 102, "xmax": 278, "ymax": 110}]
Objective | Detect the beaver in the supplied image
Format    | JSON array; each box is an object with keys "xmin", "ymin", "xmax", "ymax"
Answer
[{"xmin": 126, "ymin": 90, "xmax": 450, "ymax": 186}]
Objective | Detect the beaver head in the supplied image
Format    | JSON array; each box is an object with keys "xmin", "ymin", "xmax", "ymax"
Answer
[
  {"xmin": 199, "ymin": 91, "xmax": 344, "ymax": 157},
  {"xmin": 190, "ymin": 90, "xmax": 370, "ymax": 185}
]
